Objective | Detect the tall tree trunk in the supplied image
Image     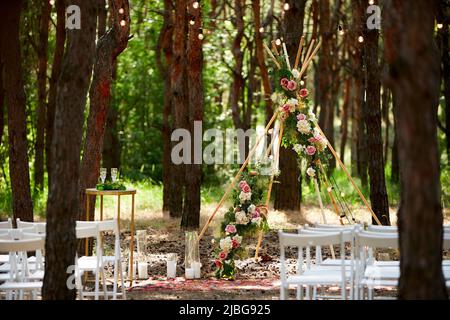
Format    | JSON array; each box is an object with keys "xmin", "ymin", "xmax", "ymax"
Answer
[
  {"xmin": 169, "ymin": 0, "xmax": 188, "ymax": 218},
  {"xmin": 317, "ymin": 0, "xmax": 336, "ymax": 171},
  {"xmin": 384, "ymin": 0, "xmax": 447, "ymax": 299},
  {"xmin": 156, "ymin": 0, "xmax": 174, "ymax": 214},
  {"xmin": 0, "ymin": 0, "xmax": 34, "ymax": 223},
  {"xmin": 362, "ymin": 0, "xmax": 390, "ymax": 225},
  {"xmin": 181, "ymin": 0, "xmax": 203, "ymax": 231},
  {"xmin": 340, "ymin": 78, "xmax": 351, "ymax": 162},
  {"xmin": 46, "ymin": 0, "xmax": 66, "ymax": 190},
  {"xmin": 391, "ymin": 92, "xmax": 400, "ymax": 184},
  {"xmin": 43, "ymin": 0, "xmax": 97, "ymax": 300},
  {"xmin": 34, "ymin": 0, "xmax": 51, "ymax": 191},
  {"xmin": 274, "ymin": 0, "xmax": 305, "ymax": 211},
  {"xmin": 0, "ymin": 63, "xmax": 4, "ymax": 146},
  {"xmin": 252, "ymin": 0, "xmax": 273, "ymax": 124},
  {"xmin": 78, "ymin": 1, "xmax": 131, "ymax": 223}
]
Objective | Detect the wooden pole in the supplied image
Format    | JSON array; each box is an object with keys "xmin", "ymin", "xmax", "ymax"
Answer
[
  {"xmin": 317, "ymin": 160, "xmax": 344, "ymax": 225},
  {"xmin": 198, "ymin": 112, "xmax": 279, "ymax": 241},
  {"xmin": 254, "ymin": 122, "xmax": 285, "ymax": 259},
  {"xmin": 263, "ymin": 43, "xmax": 281, "ymax": 69},
  {"xmin": 294, "ymin": 36, "xmax": 305, "ymax": 70},
  {"xmin": 299, "ymin": 40, "xmax": 322, "ymax": 79},
  {"xmin": 314, "ymin": 123, "xmax": 382, "ymax": 226}
]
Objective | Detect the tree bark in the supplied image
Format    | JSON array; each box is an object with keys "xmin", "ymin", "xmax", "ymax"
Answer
[
  {"xmin": 0, "ymin": 0, "xmax": 34, "ymax": 223},
  {"xmin": 252, "ymin": 0, "xmax": 273, "ymax": 125},
  {"xmin": 384, "ymin": 0, "xmax": 447, "ymax": 299},
  {"xmin": 78, "ymin": 0, "xmax": 131, "ymax": 223},
  {"xmin": 46, "ymin": 0, "xmax": 66, "ymax": 189},
  {"xmin": 43, "ymin": 0, "xmax": 97, "ymax": 300},
  {"xmin": 340, "ymin": 79, "xmax": 351, "ymax": 162},
  {"xmin": 0, "ymin": 62, "xmax": 4, "ymax": 146},
  {"xmin": 34, "ymin": 0, "xmax": 51, "ymax": 191},
  {"xmin": 169, "ymin": 0, "xmax": 188, "ymax": 218},
  {"xmin": 362, "ymin": 0, "xmax": 390, "ymax": 225},
  {"xmin": 274, "ymin": 0, "xmax": 305, "ymax": 211},
  {"xmin": 156, "ymin": 0, "xmax": 174, "ymax": 214},
  {"xmin": 181, "ymin": 0, "xmax": 204, "ymax": 231}
]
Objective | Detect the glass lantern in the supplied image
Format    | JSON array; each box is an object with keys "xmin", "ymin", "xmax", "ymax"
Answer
[
  {"xmin": 184, "ymin": 231, "xmax": 201, "ymax": 279},
  {"xmin": 136, "ymin": 230, "xmax": 148, "ymax": 279}
]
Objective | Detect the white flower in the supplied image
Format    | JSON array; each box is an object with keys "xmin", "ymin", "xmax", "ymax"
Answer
[
  {"xmin": 306, "ymin": 167, "xmax": 316, "ymax": 178},
  {"xmin": 232, "ymin": 235, "xmax": 243, "ymax": 244},
  {"xmin": 271, "ymin": 92, "xmax": 281, "ymax": 103},
  {"xmin": 293, "ymin": 144, "xmax": 304, "ymax": 154},
  {"xmin": 309, "ymin": 111, "xmax": 317, "ymax": 122},
  {"xmin": 316, "ymin": 138, "xmax": 328, "ymax": 152},
  {"xmin": 291, "ymin": 69, "xmax": 300, "ymax": 79},
  {"xmin": 248, "ymin": 204, "xmax": 256, "ymax": 214},
  {"xmin": 239, "ymin": 191, "xmax": 252, "ymax": 203},
  {"xmin": 297, "ymin": 120, "xmax": 311, "ymax": 134},
  {"xmin": 220, "ymin": 237, "xmax": 232, "ymax": 251},
  {"xmin": 235, "ymin": 210, "xmax": 249, "ymax": 225},
  {"xmin": 288, "ymin": 98, "xmax": 299, "ymax": 106},
  {"xmin": 251, "ymin": 217, "xmax": 263, "ymax": 226}
]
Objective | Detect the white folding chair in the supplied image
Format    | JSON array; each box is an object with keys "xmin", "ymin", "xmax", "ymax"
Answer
[
  {"xmin": 367, "ymin": 225, "xmax": 397, "ymax": 233},
  {"xmin": 0, "ymin": 237, "xmax": 45, "ymax": 300},
  {"xmin": 16, "ymin": 219, "xmax": 46, "ymax": 234},
  {"xmin": 75, "ymin": 224, "xmax": 104, "ymax": 300},
  {"xmin": 279, "ymin": 231, "xmax": 350, "ymax": 300},
  {"xmin": 355, "ymin": 231, "xmax": 399, "ymax": 300},
  {"xmin": 0, "ymin": 219, "xmax": 12, "ymax": 229}
]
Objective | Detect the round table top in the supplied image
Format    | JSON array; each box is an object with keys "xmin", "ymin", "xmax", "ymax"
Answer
[{"xmin": 85, "ymin": 188, "xmax": 137, "ymax": 196}]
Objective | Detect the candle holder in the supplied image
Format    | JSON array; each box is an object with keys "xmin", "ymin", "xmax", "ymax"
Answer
[
  {"xmin": 166, "ymin": 253, "xmax": 177, "ymax": 279},
  {"xmin": 184, "ymin": 231, "xmax": 201, "ymax": 279},
  {"xmin": 136, "ymin": 230, "xmax": 148, "ymax": 280}
]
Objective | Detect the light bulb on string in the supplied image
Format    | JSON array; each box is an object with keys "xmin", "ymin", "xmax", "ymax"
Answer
[
  {"xmin": 437, "ymin": 23, "xmax": 443, "ymax": 29},
  {"xmin": 198, "ymin": 33, "xmax": 204, "ymax": 40},
  {"xmin": 190, "ymin": 19, "xmax": 195, "ymax": 25},
  {"xmin": 119, "ymin": 8, "xmax": 124, "ymax": 14},
  {"xmin": 369, "ymin": 0, "xmax": 375, "ymax": 5},
  {"xmin": 120, "ymin": 20, "xmax": 126, "ymax": 27},
  {"xmin": 192, "ymin": 1, "xmax": 199, "ymax": 9},
  {"xmin": 283, "ymin": 3, "xmax": 290, "ymax": 11},
  {"xmin": 358, "ymin": 36, "xmax": 364, "ymax": 43},
  {"xmin": 275, "ymin": 38, "xmax": 281, "ymax": 46},
  {"xmin": 49, "ymin": 0, "xmax": 55, "ymax": 5},
  {"xmin": 259, "ymin": 27, "xmax": 264, "ymax": 33}
]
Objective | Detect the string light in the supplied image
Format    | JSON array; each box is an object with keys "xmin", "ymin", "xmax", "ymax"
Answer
[
  {"xmin": 283, "ymin": 3, "xmax": 290, "ymax": 11},
  {"xmin": 437, "ymin": 23, "xmax": 443, "ymax": 29},
  {"xmin": 119, "ymin": 8, "xmax": 124, "ymax": 14},
  {"xmin": 120, "ymin": 20, "xmax": 126, "ymax": 27},
  {"xmin": 259, "ymin": 27, "xmax": 264, "ymax": 33},
  {"xmin": 192, "ymin": 1, "xmax": 199, "ymax": 9},
  {"xmin": 368, "ymin": 0, "xmax": 375, "ymax": 4},
  {"xmin": 49, "ymin": 0, "xmax": 55, "ymax": 5},
  {"xmin": 190, "ymin": 19, "xmax": 195, "ymax": 25},
  {"xmin": 275, "ymin": 38, "xmax": 281, "ymax": 46},
  {"xmin": 358, "ymin": 36, "xmax": 364, "ymax": 43},
  {"xmin": 198, "ymin": 33, "xmax": 204, "ymax": 40}
]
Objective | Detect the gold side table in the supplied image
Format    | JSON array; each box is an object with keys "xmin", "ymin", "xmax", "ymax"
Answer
[{"xmin": 85, "ymin": 188, "xmax": 137, "ymax": 286}]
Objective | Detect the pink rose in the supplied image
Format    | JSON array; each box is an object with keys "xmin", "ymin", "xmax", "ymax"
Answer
[
  {"xmin": 232, "ymin": 239, "xmax": 240, "ymax": 249},
  {"xmin": 306, "ymin": 146, "xmax": 317, "ymax": 156},
  {"xmin": 215, "ymin": 259, "xmax": 222, "ymax": 268},
  {"xmin": 282, "ymin": 104, "xmax": 291, "ymax": 113},
  {"xmin": 280, "ymin": 78, "xmax": 289, "ymax": 87},
  {"xmin": 300, "ymin": 88, "xmax": 309, "ymax": 98},
  {"xmin": 242, "ymin": 184, "xmax": 251, "ymax": 193},
  {"xmin": 238, "ymin": 181, "xmax": 247, "ymax": 189},
  {"xmin": 225, "ymin": 224, "xmax": 237, "ymax": 234},
  {"xmin": 219, "ymin": 251, "xmax": 228, "ymax": 260},
  {"xmin": 251, "ymin": 209, "xmax": 261, "ymax": 219},
  {"xmin": 287, "ymin": 81, "xmax": 297, "ymax": 91},
  {"xmin": 297, "ymin": 114, "xmax": 306, "ymax": 121}
]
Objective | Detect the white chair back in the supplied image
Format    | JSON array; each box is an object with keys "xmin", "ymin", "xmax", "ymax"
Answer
[
  {"xmin": 16, "ymin": 219, "xmax": 46, "ymax": 234},
  {"xmin": 367, "ymin": 225, "xmax": 397, "ymax": 233},
  {"xmin": 0, "ymin": 218, "xmax": 12, "ymax": 229}
]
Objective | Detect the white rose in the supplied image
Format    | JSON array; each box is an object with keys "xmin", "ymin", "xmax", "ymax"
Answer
[
  {"xmin": 248, "ymin": 204, "xmax": 256, "ymax": 214},
  {"xmin": 306, "ymin": 167, "xmax": 316, "ymax": 178},
  {"xmin": 235, "ymin": 211, "xmax": 249, "ymax": 225},
  {"xmin": 297, "ymin": 120, "xmax": 311, "ymax": 134},
  {"xmin": 309, "ymin": 111, "xmax": 317, "ymax": 122},
  {"xmin": 293, "ymin": 144, "xmax": 304, "ymax": 154},
  {"xmin": 291, "ymin": 69, "xmax": 300, "ymax": 79},
  {"xmin": 288, "ymin": 98, "xmax": 299, "ymax": 106},
  {"xmin": 220, "ymin": 237, "xmax": 232, "ymax": 251},
  {"xmin": 239, "ymin": 191, "xmax": 252, "ymax": 203}
]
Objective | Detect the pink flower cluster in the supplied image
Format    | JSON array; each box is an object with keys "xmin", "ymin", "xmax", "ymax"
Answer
[
  {"xmin": 225, "ymin": 224, "xmax": 237, "ymax": 234},
  {"xmin": 306, "ymin": 146, "xmax": 317, "ymax": 156},
  {"xmin": 297, "ymin": 114, "xmax": 306, "ymax": 121},
  {"xmin": 251, "ymin": 208, "xmax": 261, "ymax": 219},
  {"xmin": 238, "ymin": 181, "xmax": 251, "ymax": 193},
  {"xmin": 299, "ymin": 88, "xmax": 309, "ymax": 98},
  {"xmin": 308, "ymin": 135, "xmax": 323, "ymax": 144},
  {"xmin": 280, "ymin": 78, "xmax": 297, "ymax": 91}
]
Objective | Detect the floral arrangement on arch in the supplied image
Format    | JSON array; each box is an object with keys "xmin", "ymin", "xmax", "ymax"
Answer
[
  {"xmin": 269, "ymin": 51, "xmax": 332, "ymax": 179},
  {"xmin": 213, "ymin": 169, "xmax": 269, "ymax": 279}
]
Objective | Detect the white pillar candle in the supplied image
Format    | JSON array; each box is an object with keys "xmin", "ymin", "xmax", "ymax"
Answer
[
  {"xmin": 193, "ymin": 262, "xmax": 201, "ymax": 279},
  {"xmin": 185, "ymin": 268, "xmax": 195, "ymax": 280},
  {"xmin": 167, "ymin": 260, "xmax": 177, "ymax": 279},
  {"xmin": 138, "ymin": 262, "xmax": 148, "ymax": 280}
]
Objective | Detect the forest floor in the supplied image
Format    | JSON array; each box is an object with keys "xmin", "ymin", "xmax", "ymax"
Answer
[{"xmin": 93, "ymin": 204, "xmax": 450, "ymax": 300}]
